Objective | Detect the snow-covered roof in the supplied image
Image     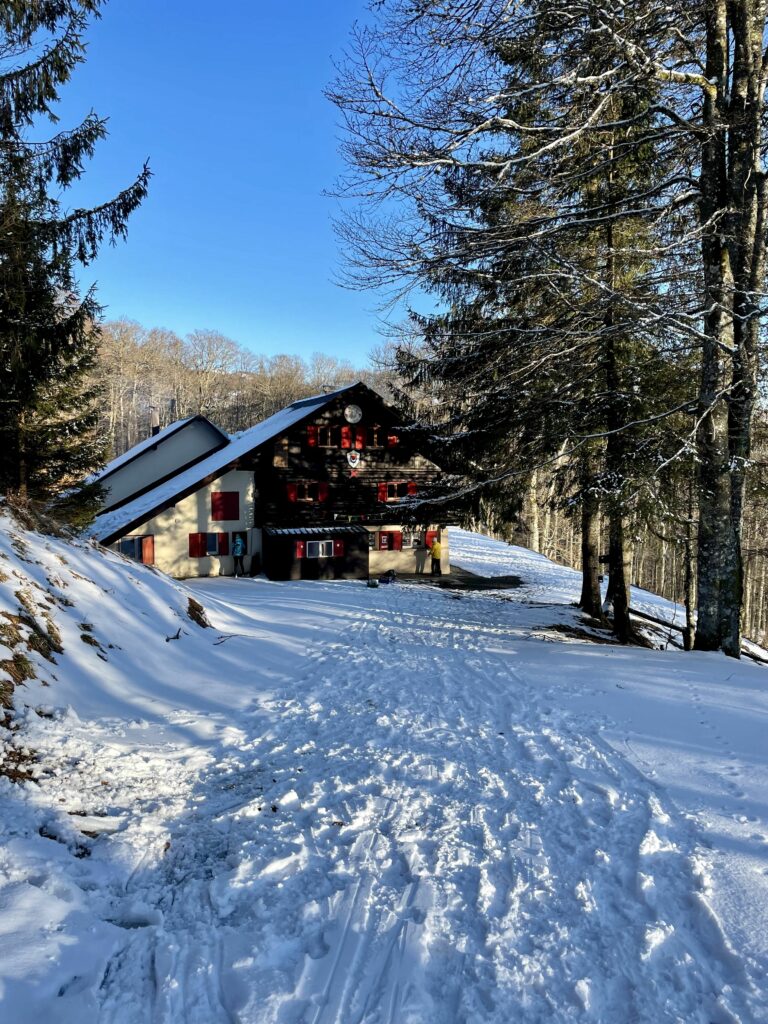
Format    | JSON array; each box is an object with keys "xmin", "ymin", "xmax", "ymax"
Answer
[
  {"xmin": 88, "ymin": 384, "xmax": 363, "ymax": 544},
  {"xmin": 88, "ymin": 416, "xmax": 226, "ymax": 484},
  {"xmin": 264, "ymin": 525, "xmax": 370, "ymax": 536}
]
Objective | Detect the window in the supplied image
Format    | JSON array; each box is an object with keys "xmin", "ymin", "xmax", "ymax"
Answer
[
  {"xmin": 211, "ymin": 491, "xmax": 239, "ymax": 521},
  {"xmin": 368, "ymin": 532, "xmax": 376, "ymax": 550},
  {"xmin": 286, "ymin": 481, "xmax": 329, "ymax": 503},
  {"xmin": 402, "ymin": 529, "xmax": 422, "ymax": 549},
  {"xmin": 273, "ymin": 437, "xmax": 289, "ymax": 468},
  {"xmin": 306, "ymin": 540, "xmax": 334, "ymax": 558},
  {"xmin": 368, "ymin": 425, "xmax": 384, "ymax": 448},
  {"xmin": 295, "ymin": 538, "xmax": 346, "ymax": 559},
  {"xmin": 120, "ymin": 536, "xmax": 155, "ymax": 565},
  {"xmin": 377, "ymin": 480, "xmax": 417, "ymax": 502},
  {"xmin": 189, "ymin": 532, "xmax": 229, "ymax": 557},
  {"xmin": 378, "ymin": 531, "xmax": 403, "ymax": 551},
  {"xmin": 307, "ymin": 424, "xmax": 341, "ymax": 447}
]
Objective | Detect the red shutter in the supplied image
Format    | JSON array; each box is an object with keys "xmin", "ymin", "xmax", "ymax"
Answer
[
  {"xmin": 426, "ymin": 530, "xmax": 438, "ymax": 548},
  {"xmin": 189, "ymin": 532, "xmax": 206, "ymax": 557},
  {"xmin": 295, "ymin": 540, "xmax": 306, "ymax": 558},
  {"xmin": 212, "ymin": 492, "xmax": 239, "ymax": 521},
  {"xmin": 340, "ymin": 425, "xmax": 352, "ymax": 449},
  {"xmin": 333, "ymin": 539, "xmax": 345, "ymax": 557},
  {"xmin": 377, "ymin": 482, "xmax": 388, "ymax": 502},
  {"xmin": 217, "ymin": 533, "xmax": 230, "ymax": 556},
  {"xmin": 392, "ymin": 532, "xmax": 403, "ymax": 551},
  {"xmin": 407, "ymin": 480, "xmax": 417, "ymax": 496},
  {"xmin": 354, "ymin": 426, "xmax": 366, "ymax": 450},
  {"xmin": 141, "ymin": 536, "xmax": 155, "ymax": 565},
  {"xmin": 387, "ymin": 433, "xmax": 399, "ymax": 447},
  {"xmin": 307, "ymin": 425, "xmax": 318, "ymax": 447},
  {"xmin": 286, "ymin": 483, "xmax": 298, "ymax": 502},
  {"xmin": 317, "ymin": 482, "xmax": 329, "ymax": 503}
]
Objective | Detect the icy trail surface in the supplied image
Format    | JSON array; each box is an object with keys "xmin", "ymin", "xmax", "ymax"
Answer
[{"xmin": 1, "ymin": 525, "xmax": 766, "ymax": 1023}]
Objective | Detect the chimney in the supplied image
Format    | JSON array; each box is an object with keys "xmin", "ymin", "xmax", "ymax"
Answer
[
  {"xmin": 150, "ymin": 406, "xmax": 160, "ymax": 437},
  {"xmin": 169, "ymin": 397, "xmax": 177, "ymax": 421}
]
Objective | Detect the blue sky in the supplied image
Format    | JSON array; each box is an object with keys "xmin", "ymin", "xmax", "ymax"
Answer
[{"xmin": 54, "ymin": 0, "xmax": 390, "ymax": 363}]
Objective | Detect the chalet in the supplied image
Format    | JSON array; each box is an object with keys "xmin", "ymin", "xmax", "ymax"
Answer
[{"xmin": 87, "ymin": 383, "xmax": 449, "ymax": 580}]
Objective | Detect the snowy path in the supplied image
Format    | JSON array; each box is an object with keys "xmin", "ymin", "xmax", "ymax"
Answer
[
  {"xmin": 2, "ymin": 522, "xmax": 765, "ymax": 1023},
  {"xmin": 92, "ymin": 582, "xmax": 752, "ymax": 1024}
]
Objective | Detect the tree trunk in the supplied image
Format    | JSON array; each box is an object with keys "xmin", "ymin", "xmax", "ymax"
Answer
[
  {"xmin": 528, "ymin": 470, "xmax": 540, "ymax": 552},
  {"xmin": 604, "ymin": 506, "xmax": 632, "ymax": 643},
  {"xmin": 578, "ymin": 457, "xmax": 603, "ymax": 618},
  {"xmin": 17, "ymin": 408, "xmax": 28, "ymax": 500},
  {"xmin": 683, "ymin": 511, "xmax": 696, "ymax": 652},
  {"xmin": 694, "ymin": 0, "xmax": 765, "ymax": 657}
]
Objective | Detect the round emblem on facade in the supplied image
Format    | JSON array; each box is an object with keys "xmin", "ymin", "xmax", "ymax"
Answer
[
  {"xmin": 344, "ymin": 403, "xmax": 363, "ymax": 424},
  {"xmin": 347, "ymin": 450, "xmax": 361, "ymax": 468}
]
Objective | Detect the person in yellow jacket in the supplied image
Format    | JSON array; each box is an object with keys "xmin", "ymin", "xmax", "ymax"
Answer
[{"xmin": 429, "ymin": 535, "xmax": 442, "ymax": 575}]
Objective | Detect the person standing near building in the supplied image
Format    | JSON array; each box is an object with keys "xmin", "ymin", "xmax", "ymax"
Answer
[
  {"xmin": 430, "ymin": 534, "xmax": 442, "ymax": 575},
  {"xmin": 232, "ymin": 534, "xmax": 246, "ymax": 577}
]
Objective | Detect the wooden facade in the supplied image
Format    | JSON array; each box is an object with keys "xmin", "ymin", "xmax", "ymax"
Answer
[{"xmin": 255, "ymin": 387, "xmax": 439, "ymax": 527}]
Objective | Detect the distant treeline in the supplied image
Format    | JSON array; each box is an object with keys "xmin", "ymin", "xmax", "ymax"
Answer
[{"xmin": 94, "ymin": 319, "xmax": 389, "ymax": 457}]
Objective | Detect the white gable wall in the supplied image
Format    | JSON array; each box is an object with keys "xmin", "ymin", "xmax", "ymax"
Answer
[
  {"xmin": 113, "ymin": 470, "xmax": 255, "ymax": 578},
  {"xmin": 101, "ymin": 421, "xmax": 226, "ymax": 510}
]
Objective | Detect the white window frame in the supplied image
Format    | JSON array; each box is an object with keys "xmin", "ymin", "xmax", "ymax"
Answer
[{"xmin": 306, "ymin": 539, "xmax": 334, "ymax": 559}]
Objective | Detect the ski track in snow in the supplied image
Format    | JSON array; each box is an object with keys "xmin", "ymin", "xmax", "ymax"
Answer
[{"xmin": 90, "ymin": 583, "xmax": 752, "ymax": 1024}]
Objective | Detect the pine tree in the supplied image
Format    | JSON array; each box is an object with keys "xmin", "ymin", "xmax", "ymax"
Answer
[{"xmin": 0, "ymin": 1, "xmax": 149, "ymax": 505}]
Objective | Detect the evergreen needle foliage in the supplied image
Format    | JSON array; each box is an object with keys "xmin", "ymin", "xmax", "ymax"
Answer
[{"xmin": 0, "ymin": 1, "xmax": 149, "ymax": 515}]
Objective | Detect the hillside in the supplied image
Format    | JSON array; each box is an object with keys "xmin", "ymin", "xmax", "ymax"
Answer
[{"xmin": 0, "ymin": 513, "xmax": 766, "ymax": 1023}]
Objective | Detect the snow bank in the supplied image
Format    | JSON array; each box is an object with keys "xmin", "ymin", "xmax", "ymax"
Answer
[{"xmin": 0, "ymin": 515, "xmax": 766, "ymax": 1023}]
